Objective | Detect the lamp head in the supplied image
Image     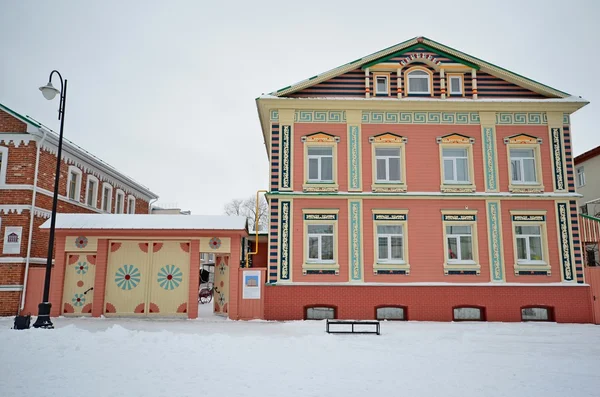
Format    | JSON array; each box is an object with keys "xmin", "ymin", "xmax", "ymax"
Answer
[{"xmin": 39, "ymin": 82, "xmax": 60, "ymax": 100}]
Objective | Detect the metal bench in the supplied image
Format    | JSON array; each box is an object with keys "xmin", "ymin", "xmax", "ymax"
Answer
[{"xmin": 325, "ymin": 319, "xmax": 380, "ymax": 335}]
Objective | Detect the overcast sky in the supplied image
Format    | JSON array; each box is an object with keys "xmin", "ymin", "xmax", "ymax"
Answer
[{"xmin": 1, "ymin": 0, "xmax": 598, "ymax": 214}]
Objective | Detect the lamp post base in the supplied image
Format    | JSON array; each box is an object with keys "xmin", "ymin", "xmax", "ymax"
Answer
[{"xmin": 32, "ymin": 302, "xmax": 54, "ymax": 329}]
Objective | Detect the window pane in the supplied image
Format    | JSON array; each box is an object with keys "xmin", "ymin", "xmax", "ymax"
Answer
[
  {"xmin": 522, "ymin": 307, "xmax": 549, "ymax": 321},
  {"xmin": 516, "ymin": 226, "xmax": 540, "ymax": 235},
  {"xmin": 308, "ymin": 158, "xmax": 319, "ymax": 180},
  {"xmin": 516, "ymin": 237, "xmax": 527, "ymax": 260},
  {"xmin": 529, "ymin": 236, "xmax": 543, "ymax": 260},
  {"xmin": 308, "ymin": 147, "xmax": 332, "ymax": 156},
  {"xmin": 376, "ymin": 158, "xmax": 387, "ymax": 180},
  {"xmin": 444, "ymin": 159, "xmax": 454, "ymax": 181},
  {"xmin": 307, "ymin": 224, "xmax": 333, "ymax": 234},
  {"xmin": 321, "ymin": 236, "xmax": 334, "ymax": 260},
  {"xmin": 377, "ymin": 225, "xmax": 402, "ymax": 234},
  {"xmin": 523, "ymin": 159, "xmax": 536, "ymax": 182},
  {"xmin": 456, "ymin": 158, "xmax": 469, "ymax": 182},
  {"xmin": 321, "ymin": 156, "xmax": 333, "ymax": 181},
  {"xmin": 378, "ymin": 237, "xmax": 388, "ymax": 260},
  {"xmin": 376, "ymin": 148, "xmax": 400, "ymax": 157},
  {"xmin": 511, "ymin": 159, "xmax": 521, "ymax": 181},
  {"xmin": 391, "ymin": 236, "xmax": 403, "ymax": 260},
  {"xmin": 307, "ymin": 307, "xmax": 334, "ymax": 320},
  {"xmin": 447, "ymin": 225, "xmax": 471, "ymax": 235},
  {"xmin": 460, "ymin": 236, "xmax": 473, "ymax": 260},
  {"xmin": 388, "ymin": 157, "xmax": 401, "ymax": 181},
  {"xmin": 447, "ymin": 237, "xmax": 458, "ymax": 259},
  {"xmin": 443, "ymin": 148, "xmax": 467, "ymax": 158},
  {"xmin": 410, "ymin": 70, "xmax": 428, "ymax": 76},
  {"xmin": 308, "ymin": 237, "xmax": 319, "ymax": 259},
  {"xmin": 376, "ymin": 307, "xmax": 405, "ymax": 320},
  {"xmin": 511, "ymin": 149, "xmax": 534, "ymax": 158},
  {"xmin": 376, "ymin": 77, "xmax": 387, "ymax": 92},
  {"xmin": 409, "ymin": 77, "xmax": 428, "ymax": 92},
  {"xmin": 451, "ymin": 77, "xmax": 461, "ymax": 93},
  {"xmin": 454, "ymin": 307, "xmax": 482, "ymax": 320}
]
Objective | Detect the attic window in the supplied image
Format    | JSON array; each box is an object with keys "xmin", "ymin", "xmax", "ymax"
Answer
[
  {"xmin": 375, "ymin": 75, "xmax": 389, "ymax": 95},
  {"xmin": 449, "ymin": 75, "xmax": 463, "ymax": 95},
  {"xmin": 407, "ymin": 70, "xmax": 430, "ymax": 94}
]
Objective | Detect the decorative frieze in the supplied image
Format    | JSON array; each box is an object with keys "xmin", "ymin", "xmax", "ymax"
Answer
[
  {"xmin": 280, "ymin": 125, "xmax": 292, "ymax": 190},
  {"xmin": 482, "ymin": 127, "xmax": 498, "ymax": 191},
  {"xmin": 349, "ymin": 201, "xmax": 362, "ymax": 281},
  {"xmin": 304, "ymin": 213, "xmax": 337, "ymax": 221},
  {"xmin": 550, "ymin": 128, "xmax": 565, "ymax": 191},
  {"xmin": 442, "ymin": 214, "xmax": 476, "ymax": 221},
  {"xmin": 348, "ymin": 125, "xmax": 361, "ymax": 191},
  {"xmin": 295, "ymin": 111, "xmax": 346, "ymax": 123},
  {"xmin": 556, "ymin": 202, "xmax": 574, "ymax": 282},
  {"xmin": 373, "ymin": 213, "xmax": 407, "ymax": 221},
  {"xmin": 486, "ymin": 201, "xmax": 504, "ymax": 282},
  {"xmin": 279, "ymin": 201, "xmax": 291, "ymax": 281},
  {"xmin": 496, "ymin": 112, "xmax": 548, "ymax": 125},
  {"xmin": 362, "ymin": 111, "xmax": 480, "ymax": 124}
]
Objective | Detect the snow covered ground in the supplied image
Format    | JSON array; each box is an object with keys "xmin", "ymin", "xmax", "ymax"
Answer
[{"xmin": 1, "ymin": 307, "xmax": 599, "ymax": 397}]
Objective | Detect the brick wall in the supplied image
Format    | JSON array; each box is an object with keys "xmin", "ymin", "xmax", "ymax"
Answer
[
  {"xmin": 264, "ymin": 285, "xmax": 593, "ymax": 323},
  {"xmin": 2, "ymin": 141, "xmax": 36, "ymax": 185},
  {"xmin": 0, "ymin": 291, "xmax": 21, "ymax": 316},
  {"xmin": 0, "ymin": 110, "xmax": 27, "ymax": 133}
]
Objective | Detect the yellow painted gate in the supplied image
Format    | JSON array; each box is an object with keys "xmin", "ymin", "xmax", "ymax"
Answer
[
  {"xmin": 213, "ymin": 255, "xmax": 230, "ymax": 316},
  {"xmin": 62, "ymin": 253, "xmax": 96, "ymax": 315},
  {"xmin": 104, "ymin": 240, "xmax": 190, "ymax": 316}
]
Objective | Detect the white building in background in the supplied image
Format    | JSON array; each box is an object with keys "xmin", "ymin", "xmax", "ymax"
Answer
[{"xmin": 575, "ymin": 146, "xmax": 600, "ymax": 217}]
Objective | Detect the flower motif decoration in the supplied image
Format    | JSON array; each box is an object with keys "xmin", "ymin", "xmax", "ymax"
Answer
[
  {"xmin": 209, "ymin": 237, "xmax": 221, "ymax": 250},
  {"xmin": 157, "ymin": 264, "xmax": 183, "ymax": 290},
  {"xmin": 115, "ymin": 264, "xmax": 141, "ymax": 290},
  {"xmin": 218, "ymin": 262, "xmax": 227, "ymax": 275},
  {"xmin": 217, "ymin": 291, "xmax": 226, "ymax": 306},
  {"xmin": 72, "ymin": 293, "xmax": 85, "ymax": 307},
  {"xmin": 75, "ymin": 236, "xmax": 88, "ymax": 249},
  {"xmin": 76, "ymin": 262, "xmax": 88, "ymax": 275}
]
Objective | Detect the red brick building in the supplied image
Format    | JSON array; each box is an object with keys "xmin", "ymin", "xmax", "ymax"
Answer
[
  {"xmin": 255, "ymin": 36, "xmax": 593, "ymax": 322},
  {"xmin": 0, "ymin": 102, "xmax": 158, "ymax": 315}
]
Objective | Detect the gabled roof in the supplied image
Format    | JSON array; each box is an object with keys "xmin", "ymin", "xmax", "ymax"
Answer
[
  {"xmin": 574, "ymin": 145, "xmax": 600, "ymax": 165},
  {"xmin": 269, "ymin": 36, "xmax": 570, "ymax": 98},
  {"xmin": 41, "ymin": 214, "xmax": 248, "ymax": 231}
]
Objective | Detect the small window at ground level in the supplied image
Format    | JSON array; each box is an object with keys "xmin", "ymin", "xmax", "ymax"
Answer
[
  {"xmin": 453, "ymin": 307, "xmax": 484, "ymax": 321},
  {"xmin": 306, "ymin": 307, "xmax": 335, "ymax": 320},
  {"xmin": 376, "ymin": 307, "xmax": 405, "ymax": 320},
  {"xmin": 521, "ymin": 307, "xmax": 552, "ymax": 321}
]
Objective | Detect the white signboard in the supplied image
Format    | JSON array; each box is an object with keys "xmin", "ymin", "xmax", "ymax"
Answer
[
  {"xmin": 242, "ymin": 270, "xmax": 261, "ymax": 300},
  {"xmin": 3, "ymin": 226, "xmax": 23, "ymax": 254}
]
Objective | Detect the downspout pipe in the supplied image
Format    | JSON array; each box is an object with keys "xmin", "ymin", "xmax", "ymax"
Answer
[
  {"xmin": 148, "ymin": 197, "xmax": 159, "ymax": 214},
  {"xmin": 20, "ymin": 128, "xmax": 48, "ymax": 312},
  {"xmin": 245, "ymin": 190, "xmax": 267, "ymax": 267}
]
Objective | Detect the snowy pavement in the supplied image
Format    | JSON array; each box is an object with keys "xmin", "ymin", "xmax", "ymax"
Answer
[{"xmin": 1, "ymin": 311, "xmax": 599, "ymax": 397}]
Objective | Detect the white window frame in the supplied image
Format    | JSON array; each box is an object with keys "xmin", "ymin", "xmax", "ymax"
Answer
[
  {"xmin": 576, "ymin": 166, "xmax": 585, "ymax": 187},
  {"xmin": 101, "ymin": 183, "xmax": 113, "ymax": 213},
  {"xmin": 375, "ymin": 147, "xmax": 402, "ymax": 183},
  {"xmin": 374, "ymin": 74, "xmax": 389, "ymax": 95},
  {"xmin": 406, "ymin": 69, "xmax": 431, "ymax": 94},
  {"xmin": 0, "ymin": 145, "xmax": 8, "ymax": 185},
  {"xmin": 376, "ymin": 224, "xmax": 405, "ymax": 264},
  {"xmin": 127, "ymin": 195, "xmax": 136, "ymax": 214},
  {"xmin": 442, "ymin": 147, "xmax": 470, "ymax": 184},
  {"xmin": 302, "ymin": 209, "xmax": 340, "ymax": 274},
  {"xmin": 85, "ymin": 175, "xmax": 99, "ymax": 208},
  {"xmin": 66, "ymin": 165, "xmax": 83, "ymax": 202},
  {"xmin": 515, "ymin": 225, "xmax": 544, "ymax": 264},
  {"xmin": 448, "ymin": 74, "xmax": 463, "ymax": 95},
  {"xmin": 115, "ymin": 189, "xmax": 125, "ymax": 214},
  {"xmin": 510, "ymin": 148, "xmax": 538, "ymax": 184},
  {"xmin": 306, "ymin": 224, "xmax": 335, "ymax": 264},
  {"xmin": 446, "ymin": 225, "xmax": 475, "ymax": 264},
  {"xmin": 307, "ymin": 146, "xmax": 334, "ymax": 183}
]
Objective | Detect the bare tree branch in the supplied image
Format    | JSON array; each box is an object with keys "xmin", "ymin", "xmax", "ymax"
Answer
[{"xmin": 224, "ymin": 194, "xmax": 268, "ymax": 231}]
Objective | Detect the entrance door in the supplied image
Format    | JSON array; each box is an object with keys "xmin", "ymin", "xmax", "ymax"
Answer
[
  {"xmin": 104, "ymin": 240, "xmax": 190, "ymax": 316},
  {"xmin": 213, "ymin": 255, "xmax": 230, "ymax": 316},
  {"xmin": 62, "ymin": 253, "xmax": 96, "ymax": 315}
]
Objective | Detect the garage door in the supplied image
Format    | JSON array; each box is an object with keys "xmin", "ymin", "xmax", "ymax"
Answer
[
  {"xmin": 62, "ymin": 253, "xmax": 96, "ymax": 315},
  {"xmin": 104, "ymin": 240, "xmax": 190, "ymax": 316}
]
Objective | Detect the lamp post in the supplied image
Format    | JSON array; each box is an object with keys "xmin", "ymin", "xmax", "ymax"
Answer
[{"xmin": 32, "ymin": 70, "xmax": 67, "ymax": 329}]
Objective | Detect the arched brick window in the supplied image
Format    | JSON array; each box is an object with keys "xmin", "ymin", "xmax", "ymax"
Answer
[
  {"xmin": 375, "ymin": 306, "xmax": 407, "ymax": 321},
  {"xmin": 453, "ymin": 306, "xmax": 485, "ymax": 321},
  {"xmin": 521, "ymin": 306, "xmax": 554, "ymax": 322},
  {"xmin": 305, "ymin": 305, "xmax": 336, "ymax": 320}
]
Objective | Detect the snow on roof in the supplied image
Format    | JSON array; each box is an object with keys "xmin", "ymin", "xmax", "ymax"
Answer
[
  {"xmin": 41, "ymin": 214, "xmax": 248, "ymax": 231},
  {"xmin": 258, "ymin": 95, "xmax": 589, "ymax": 103}
]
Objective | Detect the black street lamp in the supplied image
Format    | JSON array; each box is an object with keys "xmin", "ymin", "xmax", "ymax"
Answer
[{"xmin": 32, "ymin": 70, "xmax": 68, "ymax": 329}]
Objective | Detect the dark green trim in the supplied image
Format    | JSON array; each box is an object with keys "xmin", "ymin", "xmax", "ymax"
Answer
[
  {"xmin": 361, "ymin": 43, "xmax": 479, "ymax": 70},
  {"xmin": 309, "ymin": 75, "xmax": 319, "ymax": 80},
  {"xmin": 422, "ymin": 36, "xmax": 569, "ymax": 97},
  {"xmin": 580, "ymin": 213, "xmax": 600, "ymax": 222},
  {"xmin": 276, "ymin": 85, "xmax": 292, "ymax": 93},
  {"xmin": 0, "ymin": 103, "xmax": 41, "ymax": 128}
]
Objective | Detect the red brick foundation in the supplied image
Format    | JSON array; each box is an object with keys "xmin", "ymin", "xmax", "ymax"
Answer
[
  {"xmin": 0, "ymin": 291, "xmax": 21, "ymax": 316},
  {"xmin": 264, "ymin": 285, "xmax": 594, "ymax": 323}
]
